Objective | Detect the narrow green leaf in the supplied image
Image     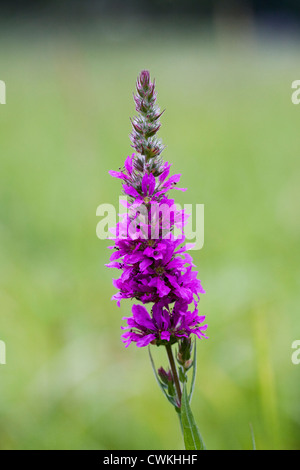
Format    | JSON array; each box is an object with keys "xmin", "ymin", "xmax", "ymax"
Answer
[
  {"xmin": 249, "ymin": 423, "xmax": 256, "ymax": 450},
  {"xmin": 178, "ymin": 367, "xmax": 187, "ymax": 383},
  {"xmin": 148, "ymin": 346, "xmax": 178, "ymax": 408},
  {"xmin": 181, "ymin": 384, "xmax": 206, "ymax": 450},
  {"xmin": 189, "ymin": 339, "xmax": 197, "ymax": 403},
  {"xmin": 176, "ymin": 407, "xmax": 184, "ymax": 435}
]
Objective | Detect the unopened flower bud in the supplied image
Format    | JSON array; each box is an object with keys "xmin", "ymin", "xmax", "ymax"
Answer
[
  {"xmin": 130, "ymin": 70, "xmax": 164, "ymax": 163},
  {"xmin": 139, "ymin": 70, "xmax": 150, "ymax": 88},
  {"xmin": 177, "ymin": 337, "xmax": 193, "ymax": 366},
  {"xmin": 157, "ymin": 367, "xmax": 173, "ymax": 385},
  {"xmin": 184, "ymin": 359, "xmax": 193, "ymax": 369}
]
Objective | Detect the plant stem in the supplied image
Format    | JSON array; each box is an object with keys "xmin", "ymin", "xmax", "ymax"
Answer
[{"xmin": 166, "ymin": 343, "xmax": 182, "ymax": 406}]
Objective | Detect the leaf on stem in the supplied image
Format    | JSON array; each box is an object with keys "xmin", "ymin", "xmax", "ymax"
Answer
[
  {"xmin": 189, "ymin": 339, "xmax": 197, "ymax": 404},
  {"xmin": 180, "ymin": 383, "xmax": 206, "ymax": 450}
]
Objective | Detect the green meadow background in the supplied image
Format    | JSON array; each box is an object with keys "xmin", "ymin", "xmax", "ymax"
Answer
[{"xmin": 0, "ymin": 21, "xmax": 299, "ymax": 450}]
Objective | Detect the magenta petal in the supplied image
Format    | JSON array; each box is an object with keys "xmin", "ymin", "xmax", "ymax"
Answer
[
  {"xmin": 123, "ymin": 185, "xmax": 140, "ymax": 198},
  {"xmin": 163, "ymin": 174, "xmax": 181, "ymax": 187},
  {"xmin": 160, "ymin": 331, "xmax": 171, "ymax": 341},
  {"xmin": 197, "ymin": 315, "xmax": 206, "ymax": 323},
  {"xmin": 124, "ymin": 155, "xmax": 133, "ymax": 174},
  {"xmin": 194, "ymin": 328, "xmax": 209, "ymax": 339},
  {"xmin": 152, "ymin": 303, "xmax": 162, "ymax": 328},
  {"xmin": 110, "ymin": 251, "xmax": 122, "ymax": 261},
  {"xmin": 148, "ymin": 174, "xmax": 156, "ymax": 195},
  {"xmin": 142, "ymin": 173, "xmax": 149, "ymax": 196},
  {"xmin": 159, "ymin": 164, "xmax": 171, "ymax": 182},
  {"xmin": 105, "ymin": 261, "xmax": 121, "ymax": 268},
  {"xmin": 109, "ymin": 170, "xmax": 128, "ymax": 180},
  {"xmin": 156, "ymin": 279, "xmax": 171, "ymax": 297},
  {"xmin": 132, "ymin": 304, "xmax": 154, "ymax": 329},
  {"xmin": 143, "ymin": 246, "xmax": 154, "ymax": 257},
  {"xmin": 140, "ymin": 258, "xmax": 153, "ymax": 272},
  {"xmin": 198, "ymin": 282, "xmax": 206, "ymax": 294},
  {"xmin": 136, "ymin": 334, "xmax": 156, "ymax": 347}
]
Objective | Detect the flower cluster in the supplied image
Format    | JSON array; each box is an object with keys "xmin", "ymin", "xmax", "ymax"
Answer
[
  {"xmin": 106, "ymin": 70, "xmax": 207, "ymax": 348},
  {"xmin": 121, "ymin": 303, "xmax": 207, "ymax": 348}
]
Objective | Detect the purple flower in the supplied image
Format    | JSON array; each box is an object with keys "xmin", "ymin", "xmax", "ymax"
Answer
[
  {"xmin": 106, "ymin": 70, "xmax": 207, "ymax": 348},
  {"xmin": 121, "ymin": 302, "xmax": 208, "ymax": 348},
  {"xmin": 107, "ymin": 235, "xmax": 205, "ymax": 308}
]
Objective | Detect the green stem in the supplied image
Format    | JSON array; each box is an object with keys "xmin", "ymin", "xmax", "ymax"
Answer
[{"xmin": 165, "ymin": 343, "xmax": 182, "ymax": 407}]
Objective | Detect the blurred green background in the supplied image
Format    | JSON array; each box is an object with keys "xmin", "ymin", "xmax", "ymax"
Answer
[{"xmin": 0, "ymin": 15, "xmax": 300, "ymax": 450}]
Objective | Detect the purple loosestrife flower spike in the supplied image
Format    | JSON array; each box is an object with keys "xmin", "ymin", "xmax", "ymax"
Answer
[
  {"xmin": 107, "ymin": 70, "xmax": 207, "ymax": 349},
  {"xmin": 107, "ymin": 72, "xmax": 207, "ymax": 444}
]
